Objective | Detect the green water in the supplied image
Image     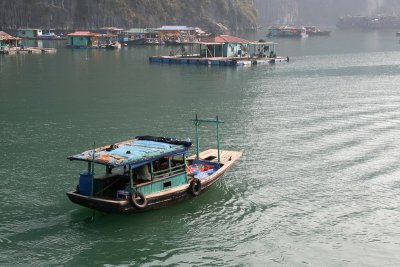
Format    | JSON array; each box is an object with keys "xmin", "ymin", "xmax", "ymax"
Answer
[{"xmin": 1, "ymin": 29, "xmax": 400, "ymax": 266}]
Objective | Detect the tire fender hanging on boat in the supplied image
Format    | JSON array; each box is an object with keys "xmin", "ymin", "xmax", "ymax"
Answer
[
  {"xmin": 189, "ymin": 178, "xmax": 202, "ymax": 196},
  {"xmin": 130, "ymin": 191, "xmax": 148, "ymax": 209}
]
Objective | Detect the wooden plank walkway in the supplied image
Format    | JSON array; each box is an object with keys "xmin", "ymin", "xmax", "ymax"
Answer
[
  {"xmin": 149, "ymin": 55, "xmax": 288, "ymax": 66},
  {"xmin": 0, "ymin": 47, "xmax": 57, "ymax": 55}
]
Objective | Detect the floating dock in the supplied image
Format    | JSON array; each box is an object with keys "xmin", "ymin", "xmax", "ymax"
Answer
[
  {"xmin": 149, "ymin": 56, "xmax": 289, "ymax": 66},
  {"xmin": 0, "ymin": 47, "xmax": 57, "ymax": 55}
]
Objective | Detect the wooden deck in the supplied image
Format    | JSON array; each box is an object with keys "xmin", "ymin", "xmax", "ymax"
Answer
[
  {"xmin": 189, "ymin": 149, "xmax": 242, "ymax": 164},
  {"xmin": 0, "ymin": 47, "xmax": 57, "ymax": 55},
  {"xmin": 149, "ymin": 55, "xmax": 288, "ymax": 66}
]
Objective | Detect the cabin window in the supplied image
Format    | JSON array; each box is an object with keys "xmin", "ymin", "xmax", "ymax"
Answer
[
  {"xmin": 163, "ymin": 181, "xmax": 172, "ymax": 188},
  {"xmin": 151, "ymin": 155, "xmax": 186, "ymax": 179},
  {"xmin": 152, "ymin": 157, "xmax": 171, "ymax": 179}
]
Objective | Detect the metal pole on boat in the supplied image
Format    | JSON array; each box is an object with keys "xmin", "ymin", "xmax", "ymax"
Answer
[
  {"xmin": 195, "ymin": 113, "xmax": 200, "ymax": 160},
  {"xmin": 91, "ymin": 141, "xmax": 95, "ymax": 197},
  {"xmin": 193, "ymin": 114, "xmax": 224, "ymax": 162},
  {"xmin": 216, "ymin": 116, "xmax": 220, "ymax": 163}
]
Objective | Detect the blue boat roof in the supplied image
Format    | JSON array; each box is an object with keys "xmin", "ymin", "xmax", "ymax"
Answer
[
  {"xmin": 68, "ymin": 138, "xmax": 190, "ymax": 168},
  {"xmin": 156, "ymin": 26, "xmax": 196, "ymax": 31}
]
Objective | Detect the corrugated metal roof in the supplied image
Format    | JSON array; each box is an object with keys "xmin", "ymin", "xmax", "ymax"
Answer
[
  {"xmin": 67, "ymin": 31, "xmax": 96, "ymax": 37},
  {"xmin": 17, "ymin": 28, "xmax": 42, "ymax": 31},
  {"xmin": 0, "ymin": 31, "xmax": 21, "ymax": 41},
  {"xmin": 123, "ymin": 28, "xmax": 157, "ymax": 34},
  {"xmin": 202, "ymin": 35, "xmax": 250, "ymax": 44},
  {"xmin": 99, "ymin": 27, "xmax": 125, "ymax": 31},
  {"xmin": 156, "ymin": 26, "xmax": 196, "ymax": 31}
]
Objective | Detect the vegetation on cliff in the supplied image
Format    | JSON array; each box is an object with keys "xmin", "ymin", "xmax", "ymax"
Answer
[{"xmin": 0, "ymin": 0, "xmax": 257, "ymax": 33}]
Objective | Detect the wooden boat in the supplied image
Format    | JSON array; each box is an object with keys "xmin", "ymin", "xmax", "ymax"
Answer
[
  {"xmin": 122, "ymin": 37, "xmax": 165, "ymax": 45},
  {"xmin": 267, "ymin": 25, "xmax": 307, "ymax": 38},
  {"xmin": 66, "ymin": 116, "xmax": 242, "ymax": 214},
  {"xmin": 105, "ymin": 42, "xmax": 122, "ymax": 49},
  {"xmin": 304, "ymin": 26, "xmax": 331, "ymax": 36}
]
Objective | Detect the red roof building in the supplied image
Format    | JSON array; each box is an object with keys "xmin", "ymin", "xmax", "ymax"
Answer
[{"xmin": 0, "ymin": 31, "xmax": 21, "ymax": 49}]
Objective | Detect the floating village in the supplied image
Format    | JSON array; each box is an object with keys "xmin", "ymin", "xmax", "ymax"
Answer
[
  {"xmin": 5, "ymin": 17, "xmax": 400, "ymax": 66},
  {"xmin": 0, "ymin": 25, "xmax": 292, "ymax": 66},
  {"xmin": 0, "ymin": 24, "xmax": 337, "ymax": 66},
  {"xmin": 4, "ymin": 17, "xmax": 400, "ymax": 68}
]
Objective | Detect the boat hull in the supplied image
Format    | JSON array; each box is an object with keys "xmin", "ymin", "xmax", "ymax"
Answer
[
  {"xmin": 67, "ymin": 149, "xmax": 242, "ymax": 214},
  {"xmin": 66, "ymin": 185, "xmax": 191, "ymax": 213},
  {"xmin": 307, "ymin": 31, "xmax": 331, "ymax": 36}
]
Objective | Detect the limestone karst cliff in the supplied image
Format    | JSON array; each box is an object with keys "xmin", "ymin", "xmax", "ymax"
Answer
[
  {"xmin": 2, "ymin": 0, "xmax": 400, "ymax": 31},
  {"xmin": 0, "ymin": 0, "xmax": 257, "ymax": 33}
]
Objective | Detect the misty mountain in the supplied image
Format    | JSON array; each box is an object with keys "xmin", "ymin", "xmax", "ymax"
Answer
[
  {"xmin": 2, "ymin": 0, "xmax": 400, "ymax": 32},
  {"xmin": 254, "ymin": 0, "xmax": 400, "ymax": 26}
]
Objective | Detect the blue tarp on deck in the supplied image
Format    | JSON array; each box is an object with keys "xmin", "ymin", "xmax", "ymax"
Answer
[{"xmin": 68, "ymin": 138, "xmax": 189, "ymax": 168}]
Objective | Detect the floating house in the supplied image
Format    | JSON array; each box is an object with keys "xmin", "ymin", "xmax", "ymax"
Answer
[
  {"xmin": 199, "ymin": 35, "xmax": 253, "ymax": 57},
  {"xmin": 17, "ymin": 28, "xmax": 42, "ymax": 39},
  {"xmin": 1, "ymin": 31, "xmax": 55, "ymax": 54},
  {"xmin": 66, "ymin": 31, "xmax": 118, "ymax": 48},
  {"xmin": 149, "ymin": 35, "xmax": 289, "ymax": 66},
  {"xmin": 16, "ymin": 28, "xmax": 65, "ymax": 40},
  {"xmin": 98, "ymin": 27, "xmax": 125, "ymax": 35},
  {"xmin": 0, "ymin": 31, "xmax": 21, "ymax": 51},
  {"xmin": 66, "ymin": 31, "xmax": 96, "ymax": 48}
]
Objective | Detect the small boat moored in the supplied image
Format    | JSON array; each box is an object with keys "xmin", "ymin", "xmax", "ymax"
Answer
[
  {"xmin": 66, "ymin": 115, "xmax": 242, "ymax": 214},
  {"xmin": 304, "ymin": 26, "xmax": 331, "ymax": 36},
  {"xmin": 267, "ymin": 25, "xmax": 307, "ymax": 38}
]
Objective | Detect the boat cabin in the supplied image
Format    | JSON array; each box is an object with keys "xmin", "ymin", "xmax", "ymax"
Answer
[
  {"xmin": 0, "ymin": 31, "xmax": 21, "ymax": 50},
  {"xmin": 68, "ymin": 137, "xmax": 193, "ymax": 202}
]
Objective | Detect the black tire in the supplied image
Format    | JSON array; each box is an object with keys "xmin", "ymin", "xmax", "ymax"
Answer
[
  {"xmin": 190, "ymin": 178, "xmax": 202, "ymax": 196},
  {"xmin": 131, "ymin": 192, "xmax": 148, "ymax": 209}
]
